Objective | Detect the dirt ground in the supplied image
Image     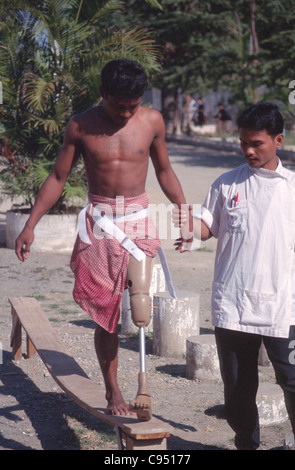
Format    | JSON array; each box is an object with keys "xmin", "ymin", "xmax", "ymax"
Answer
[{"xmin": 0, "ymin": 141, "xmax": 294, "ymax": 452}]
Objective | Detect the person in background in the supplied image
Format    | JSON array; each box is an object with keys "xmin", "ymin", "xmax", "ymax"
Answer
[{"xmin": 216, "ymin": 103, "xmax": 231, "ymax": 133}]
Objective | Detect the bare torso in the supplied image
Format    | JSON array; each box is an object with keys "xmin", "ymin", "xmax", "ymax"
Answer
[
  {"xmin": 73, "ymin": 105, "xmax": 161, "ymax": 198},
  {"xmin": 15, "ymin": 92, "xmax": 187, "ymax": 261}
]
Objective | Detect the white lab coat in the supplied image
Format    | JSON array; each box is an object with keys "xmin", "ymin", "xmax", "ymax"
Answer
[{"xmin": 199, "ymin": 160, "xmax": 295, "ymax": 338}]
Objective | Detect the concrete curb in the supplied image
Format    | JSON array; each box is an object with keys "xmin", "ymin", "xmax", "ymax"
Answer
[{"xmin": 166, "ymin": 133, "xmax": 295, "ymax": 161}]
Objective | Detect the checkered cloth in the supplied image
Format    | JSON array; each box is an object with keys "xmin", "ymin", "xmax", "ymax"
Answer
[{"xmin": 70, "ymin": 192, "xmax": 160, "ymax": 333}]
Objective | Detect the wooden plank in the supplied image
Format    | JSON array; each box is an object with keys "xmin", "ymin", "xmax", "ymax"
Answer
[{"xmin": 9, "ymin": 297, "xmax": 172, "ymax": 444}]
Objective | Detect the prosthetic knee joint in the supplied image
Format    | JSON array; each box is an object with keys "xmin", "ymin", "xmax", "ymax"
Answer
[{"xmin": 127, "ymin": 256, "xmax": 154, "ymax": 328}]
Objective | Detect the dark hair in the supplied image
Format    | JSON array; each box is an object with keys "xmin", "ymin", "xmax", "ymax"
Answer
[
  {"xmin": 237, "ymin": 102, "xmax": 284, "ymax": 136},
  {"xmin": 101, "ymin": 59, "xmax": 148, "ymax": 99}
]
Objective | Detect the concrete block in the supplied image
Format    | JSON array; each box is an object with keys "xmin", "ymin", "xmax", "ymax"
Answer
[
  {"xmin": 6, "ymin": 211, "xmax": 78, "ymax": 253},
  {"xmin": 283, "ymin": 433, "xmax": 295, "ymax": 450},
  {"xmin": 153, "ymin": 291, "xmax": 199, "ymax": 358},
  {"xmin": 185, "ymin": 336, "xmax": 289, "ymax": 427},
  {"xmin": 186, "ymin": 334, "xmax": 221, "ymax": 381},
  {"xmin": 257, "ymin": 383, "xmax": 288, "ymax": 426}
]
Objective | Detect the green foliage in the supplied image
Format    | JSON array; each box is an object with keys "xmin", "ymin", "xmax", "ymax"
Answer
[
  {"xmin": 0, "ymin": 0, "xmax": 162, "ymax": 212},
  {"xmin": 114, "ymin": 0, "xmax": 295, "ymax": 116}
]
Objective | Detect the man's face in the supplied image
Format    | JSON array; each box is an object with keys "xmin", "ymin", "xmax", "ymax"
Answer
[
  {"xmin": 101, "ymin": 92, "xmax": 142, "ymax": 127},
  {"xmin": 239, "ymin": 128, "xmax": 284, "ymax": 171}
]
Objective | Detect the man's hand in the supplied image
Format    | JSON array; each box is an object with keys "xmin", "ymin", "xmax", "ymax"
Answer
[
  {"xmin": 172, "ymin": 204, "xmax": 194, "ymax": 252},
  {"xmin": 15, "ymin": 226, "xmax": 34, "ymax": 262}
]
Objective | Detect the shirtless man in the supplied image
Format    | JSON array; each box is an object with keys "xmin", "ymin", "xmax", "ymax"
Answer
[{"xmin": 15, "ymin": 59, "xmax": 189, "ymax": 416}]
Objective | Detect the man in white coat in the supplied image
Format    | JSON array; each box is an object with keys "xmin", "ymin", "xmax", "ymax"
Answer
[{"xmin": 176, "ymin": 102, "xmax": 295, "ymax": 449}]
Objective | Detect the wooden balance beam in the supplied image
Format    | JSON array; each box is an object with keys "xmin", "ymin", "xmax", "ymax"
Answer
[{"xmin": 9, "ymin": 297, "xmax": 172, "ymax": 450}]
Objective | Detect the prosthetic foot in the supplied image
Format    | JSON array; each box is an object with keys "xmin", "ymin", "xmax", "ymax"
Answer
[
  {"xmin": 127, "ymin": 256, "xmax": 154, "ymax": 421},
  {"xmin": 130, "ymin": 328, "xmax": 152, "ymax": 420}
]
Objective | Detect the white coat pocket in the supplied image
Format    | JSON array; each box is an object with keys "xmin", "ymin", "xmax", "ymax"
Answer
[
  {"xmin": 240, "ymin": 289, "xmax": 276, "ymax": 327},
  {"xmin": 226, "ymin": 201, "xmax": 248, "ymax": 233}
]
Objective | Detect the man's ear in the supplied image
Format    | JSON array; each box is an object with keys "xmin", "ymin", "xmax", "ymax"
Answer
[
  {"xmin": 99, "ymin": 85, "xmax": 105, "ymax": 99},
  {"xmin": 275, "ymin": 133, "xmax": 284, "ymax": 149}
]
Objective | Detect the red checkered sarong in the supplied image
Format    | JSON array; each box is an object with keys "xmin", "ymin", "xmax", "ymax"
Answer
[{"xmin": 70, "ymin": 192, "xmax": 160, "ymax": 333}]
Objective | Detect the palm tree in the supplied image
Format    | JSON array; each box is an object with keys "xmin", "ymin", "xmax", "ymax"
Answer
[{"xmin": 0, "ymin": 0, "xmax": 162, "ymax": 212}]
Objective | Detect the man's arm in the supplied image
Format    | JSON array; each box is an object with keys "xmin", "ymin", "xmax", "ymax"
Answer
[
  {"xmin": 15, "ymin": 118, "xmax": 81, "ymax": 261},
  {"xmin": 173, "ymin": 205, "xmax": 212, "ymax": 252},
  {"xmin": 149, "ymin": 111, "xmax": 194, "ymax": 250},
  {"xmin": 149, "ymin": 112, "xmax": 187, "ymax": 208}
]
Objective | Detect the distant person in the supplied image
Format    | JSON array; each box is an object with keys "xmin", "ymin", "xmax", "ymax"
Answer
[
  {"xmin": 188, "ymin": 95, "xmax": 197, "ymax": 123},
  {"xmin": 216, "ymin": 103, "xmax": 231, "ymax": 133},
  {"xmin": 193, "ymin": 97, "xmax": 206, "ymax": 126}
]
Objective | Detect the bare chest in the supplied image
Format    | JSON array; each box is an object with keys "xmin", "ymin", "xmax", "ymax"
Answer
[{"xmin": 81, "ymin": 128, "xmax": 151, "ymax": 165}]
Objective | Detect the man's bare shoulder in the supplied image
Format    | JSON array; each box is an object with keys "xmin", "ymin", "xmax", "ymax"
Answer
[
  {"xmin": 71, "ymin": 106, "xmax": 100, "ymax": 126},
  {"xmin": 139, "ymin": 106, "xmax": 164, "ymax": 133},
  {"xmin": 66, "ymin": 106, "xmax": 102, "ymax": 138},
  {"xmin": 140, "ymin": 106, "xmax": 162, "ymax": 121}
]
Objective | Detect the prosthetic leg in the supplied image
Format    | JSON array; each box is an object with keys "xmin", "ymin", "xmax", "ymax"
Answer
[{"xmin": 127, "ymin": 255, "xmax": 154, "ymax": 421}]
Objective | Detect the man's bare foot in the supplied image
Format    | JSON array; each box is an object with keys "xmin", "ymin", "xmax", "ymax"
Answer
[
  {"xmin": 94, "ymin": 326, "xmax": 135, "ymax": 417},
  {"xmin": 106, "ymin": 390, "xmax": 135, "ymax": 416}
]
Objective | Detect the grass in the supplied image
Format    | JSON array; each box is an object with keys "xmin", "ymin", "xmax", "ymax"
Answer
[{"xmin": 65, "ymin": 415, "xmax": 117, "ymax": 450}]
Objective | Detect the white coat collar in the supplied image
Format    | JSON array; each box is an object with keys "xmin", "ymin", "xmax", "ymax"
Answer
[{"xmin": 250, "ymin": 158, "xmax": 286, "ymax": 179}]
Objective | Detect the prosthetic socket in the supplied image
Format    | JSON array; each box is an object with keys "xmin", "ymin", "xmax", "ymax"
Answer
[{"xmin": 127, "ymin": 256, "xmax": 154, "ymax": 328}]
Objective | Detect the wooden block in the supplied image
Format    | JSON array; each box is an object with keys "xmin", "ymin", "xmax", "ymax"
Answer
[
  {"xmin": 10, "ymin": 308, "xmax": 22, "ymax": 360},
  {"xmin": 26, "ymin": 335, "xmax": 37, "ymax": 359},
  {"xmin": 125, "ymin": 436, "xmax": 167, "ymax": 450}
]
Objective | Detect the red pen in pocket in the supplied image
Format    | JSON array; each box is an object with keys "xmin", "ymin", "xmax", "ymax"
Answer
[{"xmin": 234, "ymin": 192, "xmax": 239, "ymax": 207}]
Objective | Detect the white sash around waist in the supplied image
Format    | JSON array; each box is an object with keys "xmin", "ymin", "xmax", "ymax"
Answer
[
  {"xmin": 78, "ymin": 203, "xmax": 148, "ymax": 261},
  {"xmin": 78, "ymin": 203, "xmax": 177, "ymax": 298}
]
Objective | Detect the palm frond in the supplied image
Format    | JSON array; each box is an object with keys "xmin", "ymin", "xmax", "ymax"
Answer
[
  {"xmin": 84, "ymin": 27, "xmax": 161, "ymax": 75},
  {"xmin": 30, "ymin": 160, "xmax": 53, "ymax": 189},
  {"xmin": 23, "ymin": 73, "xmax": 55, "ymax": 113},
  {"xmin": 62, "ymin": 179, "xmax": 87, "ymax": 201},
  {"xmin": 144, "ymin": 0, "xmax": 163, "ymax": 10},
  {"xmin": 74, "ymin": 0, "xmax": 125, "ymax": 26},
  {"xmin": 0, "ymin": 0, "xmax": 163, "ymax": 210}
]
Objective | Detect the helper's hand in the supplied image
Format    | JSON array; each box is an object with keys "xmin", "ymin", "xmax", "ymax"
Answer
[
  {"xmin": 15, "ymin": 226, "xmax": 34, "ymax": 262},
  {"xmin": 172, "ymin": 204, "xmax": 194, "ymax": 252},
  {"xmin": 173, "ymin": 237, "xmax": 190, "ymax": 252}
]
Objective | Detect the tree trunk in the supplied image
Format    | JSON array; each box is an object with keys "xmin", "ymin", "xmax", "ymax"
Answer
[
  {"xmin": 250, "ymin": 0, "xmax": 259, "ymax": 103},
  {"xmin": 173, "ymin": 88, "xmax": 182, "ymax": 135},
  {"xmin": 250, "ymin": 1, "xmax": 259, "ymax": 57}
]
